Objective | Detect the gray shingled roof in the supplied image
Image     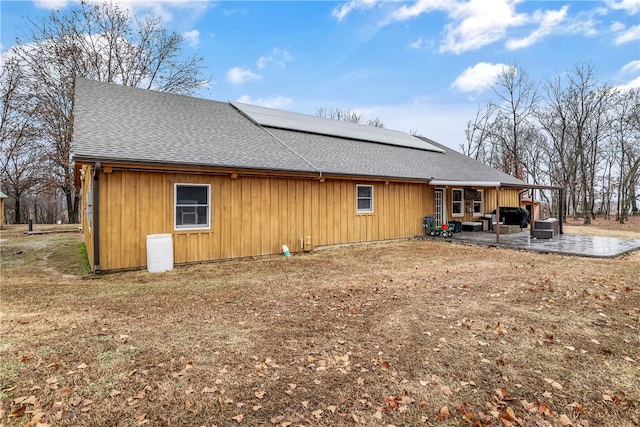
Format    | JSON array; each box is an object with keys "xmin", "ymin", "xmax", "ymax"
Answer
[
  {"xmin": 72, "ymin": 78, "xmax": 525, "ymax": 186},
  {"xmin": 72, "ymin": 78, "xmax": 314, "ymax": 172}
]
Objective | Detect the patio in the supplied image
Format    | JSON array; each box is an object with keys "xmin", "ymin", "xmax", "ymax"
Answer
[{"xmin": 427, "ymin": 230, "xmax": 640, "ymax": 258}]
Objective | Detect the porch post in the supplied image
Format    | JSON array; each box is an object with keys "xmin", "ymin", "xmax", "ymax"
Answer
[
  {"xmin": 530, "ymin": 188, "xmax": 535, "ymax": 238},
  {"xmin": 559, "ymin": 188, "xmax": 564, "ymax": 234},
  {"xmin": 495, "ymin": 185, "xmax": 500, "ymax": 244}
]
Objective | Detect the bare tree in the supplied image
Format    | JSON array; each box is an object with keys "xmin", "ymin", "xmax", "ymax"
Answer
[
  {"xmin": 537, "ymin": 73, "xmax": 579, "ymax": 220},
  {"xmin": 8, "ymin": 1, "xmax": 210, "ymax": 223},
  {"xmin": 463, "ymin": 102, "xmax": 496, "ymax": 161},
  {"xmin": 610, "ymin": 88, "xmax": 640, "ymax": 222},
  {"xmin": 0, "ymin": 57, "xmax": 44, "ymax": 223},
  {"xmin": 316, "ymin": 106, "xmax": 384, "ymax": 128},
  {"xmin": 564, "ymin": 63, "xmax": 613, "ymax": 224},
  {"xmin": 488, "ymin": 64, "xmax": 538, "ymax": 180}
]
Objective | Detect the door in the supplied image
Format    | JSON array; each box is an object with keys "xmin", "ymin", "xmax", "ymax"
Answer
[{"xmin": 434, "ymin": 188, "xmax": 447, "ymax": 226}]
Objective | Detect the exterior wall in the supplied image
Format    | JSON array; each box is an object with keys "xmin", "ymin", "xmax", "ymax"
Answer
[{"xmin": 90, "ymin": 167, "xmax": 432, "ymax": 271}]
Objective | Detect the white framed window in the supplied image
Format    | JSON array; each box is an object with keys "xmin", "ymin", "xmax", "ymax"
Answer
[
  {"xmin": 473, "ymin": 189, "xmax": 484, "ymax": 216},
  {"xmin": 451, "ymin": 188, "xmax": 463, "ymax": 217},
  {"xmin": 175, "ymin": 184, "xmax": 210, "ymax": 230},
  {"xmin": 356, "ymin": 184, "xmax": 374, "ymax": 213}
]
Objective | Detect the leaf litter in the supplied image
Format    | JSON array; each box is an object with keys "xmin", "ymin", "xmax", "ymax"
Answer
[{"xmin": 0, "ymin": 220, "xmax": 639, "ymax": 425}]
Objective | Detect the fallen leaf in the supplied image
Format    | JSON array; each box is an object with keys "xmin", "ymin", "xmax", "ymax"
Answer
[
  {"xmin": 231, "ymin": 413, "xmax": 244, "ymax": 422},
  {"xmin": 437, "ymin": 405, "xmax": 450, "ymax": 420},
  {"xmin": 255, "ymin": 390, "xmax": 266, "ymax": 399},
  {"xmin": 311, "ymin": 409, "xmax": 323, "ymax": 418},
  {"xmin": 60, "ymin": 387, "xmax": 73, "ymax": 397},
  {"xmin": 9, "ymin": 405, "xmax": 26, "ymax": 418},
  {"xmin": 538, "ymin": 403, "xmax": 553, "ymax": 416},
  {"xmin": 559, "ymin": 414, "xmax": 573, "ymax": 425},
  {"xmin": 327, "ymin": 405, "xmax": 337, "ymax": 413},
  {"xmin": 13, "ymin": 395, "xmax": 37, "ymax": 405},
  {"xmin": 441, "ymin": 385, "xmax": 452, "ymax": 396}
]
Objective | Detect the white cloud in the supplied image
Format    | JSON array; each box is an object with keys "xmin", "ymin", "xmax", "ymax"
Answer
[
  {"xmin": 506, "ymin": 5, "xmax": 569, "ymax": 50},
  {"xmin": 226, "ymin": 67, "xmax": 262, "ymax": 85},
  {"xmin": 408, "ymin": 36, "xmax": 424, "ymax": 49},
  {"xmin": 392, "ymin": 0, "xmax": 450, "ymax": 21},
  {"xmin": 237, "ymin": 95, "xmax": 293, "ymax": 109},
  {"xmin": 257, "ymin": 55, "xmax": 272, "ymax": 69},
  {"xmin": 332, "ymin": 0, "xmax": 378, "ymax": 21},
  {"xmin": 616, "ymin": 75, "xmax": 640, "ymax": 91},
  {"xmin": 605, "ymin": 0, "xmax": 640, "ymax": 15},
  {"xmin": 33, "ymin": 0, "xmax": 70, "ymax": 9},
  {"xmin": 451, "ymin": 62, "xmax": 509, "ymax": 94},
  {"xmin": 621, "ymin": 59, "xmax": 640, "ymax": 73},
  {"xmin": 616, "ymin": 60, "xmax": 640, "ymax": 90},
  {"xmin": 183, "ymin": 29, "xmax": 200, "ymax": 47},
  {"xmin": 440, "ymin": 0, "xmax": 528, "ymax": 54},
  {"xmin": 256, "ymin": 48, "xmax": 293, "ymax": 69},
  {"xmin": 614, "ymin": 24, "xmax": 640, "ymax": 44}
]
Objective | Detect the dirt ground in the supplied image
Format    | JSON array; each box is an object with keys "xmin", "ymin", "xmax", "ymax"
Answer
[{"xmin": 1, "ymin": 218, "xmax": 639, "ymax": 426}]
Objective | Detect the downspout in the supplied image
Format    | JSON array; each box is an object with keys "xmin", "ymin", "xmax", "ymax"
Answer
[{"xmin": 93, "ymin": 162, "xmax": 101, "ymax": 273}]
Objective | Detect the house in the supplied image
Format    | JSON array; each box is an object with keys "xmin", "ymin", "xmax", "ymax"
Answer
[{"xmin": 72, "ymin": 78, "xmax": 532, "ymax": 272}]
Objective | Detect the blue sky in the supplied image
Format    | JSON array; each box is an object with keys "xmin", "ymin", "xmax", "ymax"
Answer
[{"xmin": 1, "ymin": 0, "xmax": 639, "ymax": 150}]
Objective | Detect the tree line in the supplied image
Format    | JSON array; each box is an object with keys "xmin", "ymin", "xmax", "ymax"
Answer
[
  {"xmin": 1, "ymin": 1, "xmax": 209, "ymax": 225},
  {"xmin": 463, "ymin": 63, "xmax": 639, "ymax": 224}
]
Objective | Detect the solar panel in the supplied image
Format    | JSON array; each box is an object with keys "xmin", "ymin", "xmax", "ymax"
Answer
[{"xmin": 231, "ymin": 102, "xmax": 445, "ymax": 153}]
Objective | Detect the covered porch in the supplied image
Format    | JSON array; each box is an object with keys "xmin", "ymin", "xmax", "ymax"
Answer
[{"xmin": 429, "ymin": 180, "xmax": 565, "ymax": 245}]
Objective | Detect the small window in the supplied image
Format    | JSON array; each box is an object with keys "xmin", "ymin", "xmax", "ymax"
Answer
[
  {"xmin": 452, "ymin": 188, "xmax": 463, "ymax": 217},
  {"xmin": 356, "ymin": 184, "xmax": 374, "ymax": 213},
  {"xmin": 473, "ymin": 189, "xmax": 483, "ymax": 216},
  {"xmin": 175, "ymin": 184, "xmax": 210, "ymax": 229}
]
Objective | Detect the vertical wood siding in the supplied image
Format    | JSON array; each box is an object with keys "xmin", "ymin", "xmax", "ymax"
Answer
[{"xmin": 94, "ymin": 170, "xmax": 434, "ymax": 271}]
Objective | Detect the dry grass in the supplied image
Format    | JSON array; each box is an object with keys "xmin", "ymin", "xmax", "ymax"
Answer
[{"xmin": 1, "ymin": 220, "xmax": 639, "ymax": 427}]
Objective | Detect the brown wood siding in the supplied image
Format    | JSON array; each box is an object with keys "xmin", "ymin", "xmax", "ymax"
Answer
[{"xmin": 92, "ymin": 169, "xmax": 433, "ymax": 271}]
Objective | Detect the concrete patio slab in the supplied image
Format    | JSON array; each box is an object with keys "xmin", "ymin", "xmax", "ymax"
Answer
[{"xmin": 429, "ymin": 231, "xmax": 640, "ymax": 258}]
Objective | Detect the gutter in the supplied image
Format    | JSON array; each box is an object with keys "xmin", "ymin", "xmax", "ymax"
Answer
[{"xmin": 93, "ymin": 162, "xmax": 101, "ymax": 273}]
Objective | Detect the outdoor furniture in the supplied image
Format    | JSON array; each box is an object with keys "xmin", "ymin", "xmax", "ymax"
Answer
[
  {"xmin": 462, "ymin": 221, "xmax": 482, "ymax": 232},
  {"xmin": 448, "ymin": 221, "xmax": 462, "ymax": 233},
  {"xmin": 533, "ymin": 218, "xmax": 559, "ymax": 239},
  {"xmin": 491, "ymin": 207, "xmax": 530, "ymax": 228},
  {"xmin": 495, "ymin": 224, "xmax": 521, "ymax": 234}
]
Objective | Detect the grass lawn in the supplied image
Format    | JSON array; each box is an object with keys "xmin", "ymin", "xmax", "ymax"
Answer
[{"xmin": 1, "ymin": 220, "xmax": 639, "ymax": 426}]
